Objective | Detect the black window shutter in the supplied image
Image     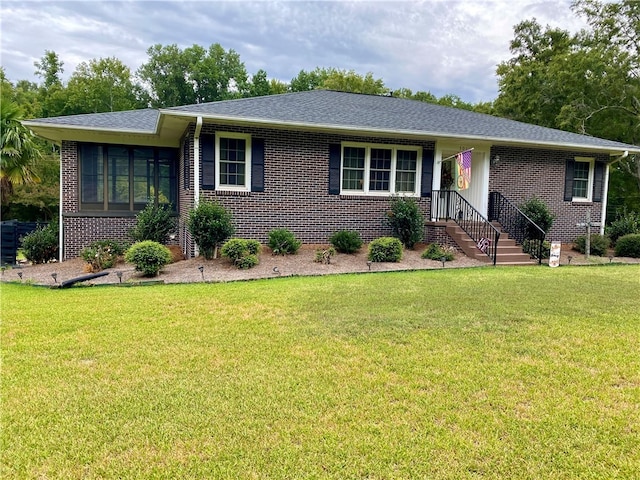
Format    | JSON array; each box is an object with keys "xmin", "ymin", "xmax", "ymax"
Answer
[
  {"xmin": 201, "ymin": 134, "xmax": 215, "ymax": 189},
  {"xmin": 564, "ymin": 159, "xmax": 575, "ymax": 201},
  {"xmin": 420, "ymin": 150, "xmax": 435, "ymax": 197},
  {"xmin": 183, "ymin": 140, "xmax": 190, "ymax": 190},
  {"xmin": 328, "ymin": 144, "xmax": 341, "ymax": 195},
  {"xmin": 592, "ymin": 162, "xmax": 605, "ymax": 202},
  {"xmin": 251, "ymin": 138, "xmax": 265, "ymax": 192}
]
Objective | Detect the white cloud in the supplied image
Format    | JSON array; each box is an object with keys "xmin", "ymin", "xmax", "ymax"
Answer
[{"xmin": 0, "ymin": 0, "xmax": 588, "ymax": 103}]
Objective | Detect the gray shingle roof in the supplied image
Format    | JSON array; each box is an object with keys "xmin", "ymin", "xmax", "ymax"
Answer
[
  {"xmin": 166, "ymin": 90, "xmax": 637, "ymax": 151},
  {"xmin": 25, "ymin": 108, "xmax": 159, "ymax": 132},
  {"xmin": 24, "ymin": 90, "xmax": 639, "ymax": 153}
]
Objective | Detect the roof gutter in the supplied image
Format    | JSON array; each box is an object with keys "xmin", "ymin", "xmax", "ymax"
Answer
[{"xmin": 600, "ymin": 150, "xmax": 629, "ymax": 235}]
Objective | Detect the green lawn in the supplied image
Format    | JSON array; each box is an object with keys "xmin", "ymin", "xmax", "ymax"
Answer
[{"xmin": 2, "ymin": 266, "xmax": 639, "ymax": 479}]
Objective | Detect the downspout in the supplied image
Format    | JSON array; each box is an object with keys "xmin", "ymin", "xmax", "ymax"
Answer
[
  {"xmin": 59, "ymin": 145, "xmax": 63, "ymax": 262},
  {"xmin": 192, "ymin": 116, "xmax": 203, "ymax": 256},
  {"xmin": 601, "ymin": 150, "xmax": 629, "ymax": 235}
]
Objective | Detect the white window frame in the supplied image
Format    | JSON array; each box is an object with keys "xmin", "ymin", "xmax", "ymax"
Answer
[
  {"xmin": 215, "ymin": 132, "xmax": 252, "ymax": 192},
  {"xmin": 340, "ymin": 141, "xmax": 422, "ymax": 196},
  {"xmin": 573, "ymin": 157, "xmax": 595, "ymax": 202}
]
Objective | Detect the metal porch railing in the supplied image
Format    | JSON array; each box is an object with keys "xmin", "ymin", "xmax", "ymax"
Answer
[
  {"xmin": 430, "ymin": 190, "xmax": 501, "ymax": 265},
  {"xmin": 488, "ymin": 192, "xmax": 546, "ymax": 264}
]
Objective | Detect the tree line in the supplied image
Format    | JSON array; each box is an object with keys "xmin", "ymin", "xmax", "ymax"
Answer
[{"xmin": 1, "ymin": 0, "xmax": 638, "ymax": 221}]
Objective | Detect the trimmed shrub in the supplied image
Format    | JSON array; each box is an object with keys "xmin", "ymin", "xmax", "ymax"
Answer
[
  {"xmin": 129, "ymin": 202, "xmax": 176, "ymax": 244},
  {"xmin": 614, "ymin": 234, "xmax": 640, "ymax": 258},
  {"xmin": 368, "ymin": 237, "xmax": 403, "ymax": 262},
  {"xmin": 386, "ymin": 196, "xmax": 424, "ymax": 249},
  {"xmin": 124, "ymin": 241, "xmax": 172, "ymax": 277},
  {"xmin": 187, "ymin": 200, "xmax": 235, "ymax": 259},
  {"xmin": 573, "ymin": 234, "xmax": 610, "ymax": 256},
  {"xmin": 607, "ymin": 209, "xmax": 640, "ymax": 245},
  {"xmin": 268, "ymin": 228, "xmax": 301, "ymax": 255},
  {"xmin": 329, "ymin": 230, "xmax": 362, "ymax": 253},
  {"xmin": 20, "ymin": 222, "xmax": 59, "ymax": 264},
  {"xmin": 519, "ymin": 196, "xmax": 555, "ymax": 235},
  {"xmin": 522, "ymin": 239, "xmax": 551, "ymax": 259},
  {"xmin": 221, "ymin": 238, "xmax": 261, "ymax": 269},
  {"xmin": 81, "ymin": 240, "xmax": 127, "ymax": 272},
  {"xmin": 421, "ymin": 243, "xmax": 455, "ymax": 261}
]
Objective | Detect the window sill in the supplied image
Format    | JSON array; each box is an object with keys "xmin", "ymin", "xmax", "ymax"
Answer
[{"xmin": 214, "ymin": 190, "xmax": 252, "ymax": 197}]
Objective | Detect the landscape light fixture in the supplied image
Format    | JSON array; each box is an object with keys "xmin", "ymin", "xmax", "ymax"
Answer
[
  {"xmin": 440, "ymin": 256, "xmax": 446, "ymax": 268},
  {"xmin": 608, "ymin": 255, "xmax": 614, "ymax": 263},
  {"xmin": 17, "ymin": 271, "xmax": 22, "ymax": 280},
  {"xmin": 366, "ymin": 261, "xmax": 372, "ymax": 271},
  {"xmin": 273, "ymin": 266, "xmax": 280, "ymax": 275},
  {"xmin": 116, "ymin": 271, "xmax": 123, "ymax": 283},
  {"xmin": 198, "ymin": 265, "xmax": 204, "ymax": 281},
  {"xmin": 568, "ymin": 255, "xmax": 573, "ymax": 265},
  {"xmin": 51, "ymin": 272, "xmax": 58, "ymax": 283}
]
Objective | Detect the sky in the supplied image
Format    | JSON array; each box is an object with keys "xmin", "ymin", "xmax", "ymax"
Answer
[{"xmin": 0, "ymin": 0, "xmax": 588, "ymax": 103}]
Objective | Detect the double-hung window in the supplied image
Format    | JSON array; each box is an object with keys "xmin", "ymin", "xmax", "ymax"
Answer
[
  {"xmin": 572, "ymin": 157, "xmax": 594, "ymax": 202},
  {"xmin": 341, "ymin": 142, "xmax": 421, "ymax": 195},
  {"xmin": 80, "ymin": 143, "xmax": 177, "ymax": 212},
  {"xmin": 216, "ymin": 132, "xmax": 251, "ymax": 192}
]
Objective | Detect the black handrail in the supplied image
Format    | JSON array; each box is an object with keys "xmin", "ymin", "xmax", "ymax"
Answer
[
  {"xmin": 430, "ymin": 190, "xmax": 501, "ymax": 265},
  {"xmin": 488, "ymin": 192, "xmax": 546, "ymax": 264}
]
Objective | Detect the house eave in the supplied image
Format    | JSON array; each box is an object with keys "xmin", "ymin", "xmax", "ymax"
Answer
[{"xmin": 160, "ymin": 110, "xmax": 639, "ymax": 156}]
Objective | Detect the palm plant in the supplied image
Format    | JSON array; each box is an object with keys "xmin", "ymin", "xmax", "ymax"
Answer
[{"xmin": 1, "ymin": 100, "xmax": 42, "ymax": 203}]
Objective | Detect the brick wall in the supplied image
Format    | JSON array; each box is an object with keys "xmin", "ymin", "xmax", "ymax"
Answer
[
  {"xmin": 185, "ymin": 124, "xmax": 435, "ymax": 254},
  {"xmin": 489, "ymin": 146, "xmax": 608, "ymax": 243}
]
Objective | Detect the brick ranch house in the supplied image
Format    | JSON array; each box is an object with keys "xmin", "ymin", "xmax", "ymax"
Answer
[{"xmin": 24, "ymin": 90, "xmax": 640, "ymax": 263}]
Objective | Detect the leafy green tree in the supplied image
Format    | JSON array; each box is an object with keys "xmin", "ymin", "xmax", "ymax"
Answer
[
  {"xmin": 1, "ymin": 100, "xmax": 42, "ymax": 204},
  {"xmin": 66, "ymin": 57, "xmax": 144, "ymax": 113},
  {"xmin": 247, "ymin": 69, "xmax": 271, "ymax": 97},
  {"xmin": 289, "ymin": 68, "xmax": 329, "ymax": 92},
  {"xmin": 2, "ymin": 154, "xmax": 58, "ymax": 221},
  {"xmin": 33, "ymin": 50, "xmax": 69, "ymax": 118},
  {"xmin": 322, "ymin": 69, "xmax": 389, "ymax": 95}
]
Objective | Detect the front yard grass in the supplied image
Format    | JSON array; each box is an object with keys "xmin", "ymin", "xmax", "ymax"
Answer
[{"xmin": 2, "ymin": 265, "xmax": 639, "ymax": 478}]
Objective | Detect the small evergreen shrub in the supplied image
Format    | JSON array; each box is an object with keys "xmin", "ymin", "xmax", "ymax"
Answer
[
  {"xmin": 573, "ymin": 234, "xmax": 611, "ymax": 256},
  {"xmin": 124, "ymin": 241, "xmax": 172, "ymax": 277},
  {"xmin": 519, "ymin": 196, "xmax": 555, "ymax": 235},
  {"xmin": 268, "ymin": 228, "xmax": 301, "ymax": 255},
  {"xmin": 129, "ymin": 202, "xmax": 176, "ymax": 244},
  {"xmin": 521, "ymin": 239, "xmax": 551, "ymax": 259},
  {"xmin": 187, "ymin": 200, "xmax": 235, "ymax": 259},
  {"xmin": 221, "ymin": 238, "xmax": 261, "ymax": 269},
  {"xmin": 614, "ymin": 234, "xmax": 640, "ymax": 258},
  {"xmin": 314, "ymin": 247, "xmax": 336, "ymax": 264},
  {"xmin": 329, "ymin": 230, "xmax": 363, "ymax": 253},
  {"xmin": 368, "ymin": 237, "xmax": 403, "ymax": 262},
  {"xmin": 607, "ymin": 209, "xmax": 640, "ymax": 245},
  {"xmin": 421, "ymin": 243, "xmax": 455, "ymax": 261},
  {"xmin": 81, "ymin": 240, "xmax": 127, "ymax": 272},
  {"xmin": 386, "ymin": 196, "xmax": 424, "ymax": 249},
  {"xmin": 20, "ymin": 222, "xmax": 59, "ymax": 264}
]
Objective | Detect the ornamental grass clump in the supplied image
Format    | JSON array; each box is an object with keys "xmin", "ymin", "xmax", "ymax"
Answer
[
  {"xmin": 221, "ymin": 238, "xmax": 261, "ymax": 269},
  {"xmin": 368, "ymin": 237, "xmax": 403, "ymax": 262},
  {"xmin": 124, "ymin": 241, "xmax": 172, "ymax": 277}
]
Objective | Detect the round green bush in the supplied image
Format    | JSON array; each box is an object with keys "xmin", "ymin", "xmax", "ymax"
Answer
[
  {"xmin": 368, "ymin": 237, "xmax": 403, "ymax": 262},
  {"xmin": 268, "ymin": 228, "xmax": 301, "ymax": 255},
  {"xmin": 614, "ymin": 234, "xmax": 640, "ymax": 258},
  {"xmin": 221, "ymin": 238, "xmax": 261, "ymax": 269},
  {"xmin": 20, "ymin": 222, "xmax": 59, "ymax": 264},
  {"xmin": 329, "ymin": 230, "xmax": 363, "ymax": 253},
  {"xmin": 519, "ymin": 196, "xmax": 555, "ymax": 234},
  {"xmin": 124, "ymin": 241, "xmax": 172, "ymax": 277},
  {"xmin": 386, "ymin": 196, "xmax": 424, "ymax": 249},
  {"xmin": 81, "ymin": 240, "xmax": 127, "ymax": 271},
  {"xmin": 573, "ymin": 234, "xmax": 610, "ymax": 256},
  {"xmin": 421, "ymin": 243, "xmax": 454, "ymax": 261}
]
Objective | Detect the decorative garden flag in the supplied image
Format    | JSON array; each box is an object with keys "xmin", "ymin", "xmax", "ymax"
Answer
[{"xmin": 456, "ymin": 149, "xmax": 472, "ymax": 190}]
